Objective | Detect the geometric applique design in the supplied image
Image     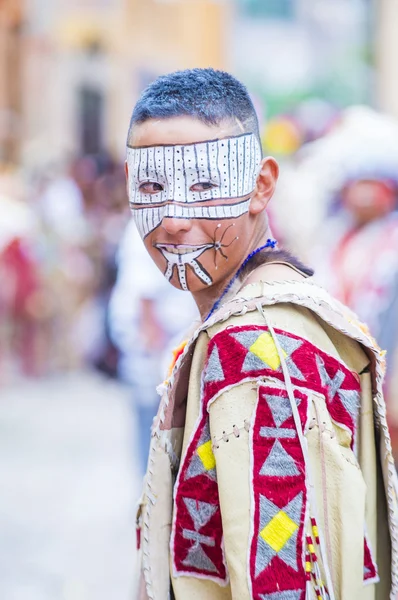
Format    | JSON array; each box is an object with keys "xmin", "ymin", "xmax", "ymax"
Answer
[
  {"xmin": 182, "ymin": 498, "xmax": 218, "ymax": 572},
  {"xmin": 185, "ymin": 420, "xmax": 216, "ymax": 482},
  {"xmin": 203, "ymin": 344, "xmax": 225, "ymax": 384},
  {"xmin": 231, "ymin": 330, "xmax": 304, "ymax": 380},
  {"xmin": 194, "ymin": 324, "xmax": 363, "ymax": 595},
  {"xmin": 259, "ymin": 591, "xmax": 302, "ymax": 600},
  {"xmin": 316, "ymin": 354, "xmax": 346, "ymax": 400},
  {"xmin": 276, "ymin": 334, "xmax": 305, "ymax": 381},
  {"xmin": 363, "ymin": 534, "xmax": 379, "ymax": 584},
  {"xmin": 171, "ymin": 339, "xmax": 229, "ymax": 584},
  {"xmin": 184, "ymin": 497, "xmax": 217, "ymax": 532},
  {"xmin": 264, "ymin": 393, "xmax": 302, "ymax": 428},
  {"xmin": 255, "ymin": 492, "xmax": 303, "ymax": 576},
  {"xmin": 249, "ymin": 385, "xmax": 309, "ymax": 599},
  {"xmin": 171, "ymin": 411, "xmax": 227, "ymax": 583},
  {"xmin": 314, "ymin": 353, "xmax": 360, "ymax": 449},
  {"xmin": 204, "ymin": 326, "xmax": 361, "ymax": 424},
  {"xmin": 202, "ymin": 325, "xmax": 361, "ymax": 451},
  {"xmin": 260, "ymin": 440, "xmax": 300, "ymax": 477},
  {"xmin": 338, "ymin": 387, "xmax": 360, "ymax": 424}
]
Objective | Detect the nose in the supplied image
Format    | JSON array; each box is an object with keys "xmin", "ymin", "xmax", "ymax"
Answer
[{"xmin": 161, "ymin": 216, "xmax": 192, "ymax": 235}]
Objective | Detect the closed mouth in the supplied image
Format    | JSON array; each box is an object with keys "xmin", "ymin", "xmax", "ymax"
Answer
[{"xmin": 154, "ymin": 243, "xmax": 212, "ymax": 255}]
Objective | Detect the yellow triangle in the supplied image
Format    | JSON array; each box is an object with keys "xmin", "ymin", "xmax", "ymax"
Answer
[
  {"xmin": 249, "ymin": 332, "xmax": 287, "ymax": 371},
  {"xmin": 197, "ymin": 440, "xmax": 216, "ymax": 471}
]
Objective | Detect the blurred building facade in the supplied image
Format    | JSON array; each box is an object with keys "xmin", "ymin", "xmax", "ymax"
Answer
[
  {"xmin": 0, "ymin": 0, "xmax": 23, "ymax": 163},
  {"xmin": 0, "ymin": 0, "xmax": 396, "ymax": 166},
  {"xmin": 20, "ymin": 0, "xmax": 228, "ymax": 168},
  {"xmin": 375, "ymin": 0, "xmax": 398, "ymax": 119}
]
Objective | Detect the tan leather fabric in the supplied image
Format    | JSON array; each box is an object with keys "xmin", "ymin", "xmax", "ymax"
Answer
[{"xmin": 136, "ymin": 280, "xmax": 394, "ymax": 600}]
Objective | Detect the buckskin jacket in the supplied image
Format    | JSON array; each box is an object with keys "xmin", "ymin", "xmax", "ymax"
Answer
[{"xmin": 135, "ymin": 278, "xmax": 398, "ymax": 600}]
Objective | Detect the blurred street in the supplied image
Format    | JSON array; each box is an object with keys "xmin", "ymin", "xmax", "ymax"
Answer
[{"xmin": 0, "ymin": 372, "xmax": 138, "ymax": 600}]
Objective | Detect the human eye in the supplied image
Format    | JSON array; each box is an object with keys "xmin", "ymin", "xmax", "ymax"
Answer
[
  {"xmin": 190, "ymin": 181, "xmax": 218, "ymax": 192},
  {"xmin": 138, "ymin": 181, "xmax": 164, "ymax": 194}
]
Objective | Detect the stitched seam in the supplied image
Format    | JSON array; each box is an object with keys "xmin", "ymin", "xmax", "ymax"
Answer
[{"xmin": 212, "ymin": 419, "xmax": 251, "ymax": 449}]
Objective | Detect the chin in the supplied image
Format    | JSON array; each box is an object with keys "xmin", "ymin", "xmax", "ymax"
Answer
[{"xmin": 167, "ymin": 269, "xmax": 215, "ymax": 293}]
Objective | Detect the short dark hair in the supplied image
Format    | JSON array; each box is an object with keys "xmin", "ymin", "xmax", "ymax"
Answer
[{"xmin": 127, "ymin": 68, "xmax": 261, "ymax": 146}]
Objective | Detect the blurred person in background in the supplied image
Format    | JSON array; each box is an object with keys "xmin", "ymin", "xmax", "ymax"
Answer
[
  {"xmin": 71, "ymin": 153, "xmax": 130, "ymax": 377},
  {"xmin": 0, "ymin": 168, "xmax": 50, "ymax": 379},
  {"xmin": 315, "ymin": 176, "xmax": 398, "ymax": 451},
  {"xmin": 274, "ymin": 106, "xmax": 398, "ymax": 459},
  {"xmin": 109, "ymin": 218, "xmax": 197, "ymax": 475},
  {"xmin": 309, "ymin": 110, "xmax": 398, "ymax": 458},
  {"xmin": 33, "ymin": 156, "xmax": 100, "ymax": 372},
  {"xmin": 32, "ymin": 154, "xmax": 129, "ymax": 375}
]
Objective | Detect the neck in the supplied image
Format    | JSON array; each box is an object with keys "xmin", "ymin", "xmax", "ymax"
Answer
[
  {"xmin": 192, "ymin": 232, "xmax": 276, "ymax": 320},
  {"xmin": 193, "ymin": 279, "xmax": 229, "ymax": 321}
]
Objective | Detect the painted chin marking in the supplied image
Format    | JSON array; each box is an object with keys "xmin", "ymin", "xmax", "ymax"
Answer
[{"xmin": 154, "ymin": 243, "xmax": 213, "ymax": 290}]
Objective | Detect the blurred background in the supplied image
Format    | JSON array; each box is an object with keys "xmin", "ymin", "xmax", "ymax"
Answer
[{"xmin": 1, "ymin": 0, "xmax": 398, "ymax": 598}]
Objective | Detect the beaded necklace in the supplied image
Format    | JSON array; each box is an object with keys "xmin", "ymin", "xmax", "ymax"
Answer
[{"xmin": 204, "ymin": 238, "xmax": 278, "ymax": 321}]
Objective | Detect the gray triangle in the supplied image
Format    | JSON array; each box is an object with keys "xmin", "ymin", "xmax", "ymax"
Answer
[
  {"xmin": 185, "ymin": 453, "xmax": 204, "ymax": 480},
  {"xmin": 184, "ymin": 498, "xmax": 217, "ymax": 530},
  {"xmin": 184, "ymin": 420, "xmax": 217, "ymax": 482},
  {"xmin": 185, "ymin": 452, "xmax": 217, "ymax": 482},
  {"xmin": 182, "ymin": 543, "xmax": 218, "ymax": 572},
  {"xmin": 316, "ymin": 355, "xmax": 346, "ymax": 397},
  {"xmin": 259, "ymin": 493, "xmax": 279, "ymax": 530},
  {"xmin": 285, "ymin": 357, "xmax": 305, "ymax": 381},
  {"xmin": 266, "ymin": 393, "xmax": 303, "ymax": 427},
  {"xmin": 204, "ymin": 345, "xmax": 225, "ymax": 383},
  {"xmin": 278, "ymin": 526, "xmax": 299, "ymax": 570},
  {"xmin": 276, "ymin": 334, "xmax": 302, "ymax": 357},
  {"xmin": 231, "ymin": 330, "xmax": 262, "ymax": 349},
  {"xmin": 266, "ymin": 394, "xmax": 293, "ymax": 427},
  {"xmin": 284, "ymin": 491, "xmax": 303, "ymax": 523},
  {"xmin": 338, "ymin": 388, "xmax": 360, "ymax": 421},
  {"xmin": 242, "ymin": 351, "xmax": 269, "ymax": 372},
  {"xmin": 259, "ymin": 440, "xmax": 300, "ymax": 477},
  {"xmin": 260, "ymin": 590, "xmax": 302, "ymax": 599},
  {"xmin": 255, "ymin": 533, "xmax": 276, "ymax": 577}
]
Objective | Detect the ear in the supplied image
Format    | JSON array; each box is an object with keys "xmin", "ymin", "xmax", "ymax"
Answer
[{"xmin": 249, "ymin": 157, "xmax": 279, "ymax": 215}]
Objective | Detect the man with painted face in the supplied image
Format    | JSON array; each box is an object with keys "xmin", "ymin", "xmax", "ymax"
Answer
[{"xmin": 126, "ymin": 69, "xmax": 396, "ymax": 600}]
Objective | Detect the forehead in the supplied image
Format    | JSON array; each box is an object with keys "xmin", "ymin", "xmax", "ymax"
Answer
[{"xmin": 129, "ymin": 116, "xmax": 238, "ymax": 148}]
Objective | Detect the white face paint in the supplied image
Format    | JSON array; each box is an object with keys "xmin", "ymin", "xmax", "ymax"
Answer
[
  {"xmin": 126, "ymin": 132, "xmax": 262, "ymax": 290},
  {"xmin": 132, "ymin": 197, "xmax": 251, "ymax": 242},
  {"xmin": 127, "ymin": 132, "xmax": 262, "ymax": 237},
  {"xmin": 155, "ymin": 243, "xmax": 213, "ymax": 290}
]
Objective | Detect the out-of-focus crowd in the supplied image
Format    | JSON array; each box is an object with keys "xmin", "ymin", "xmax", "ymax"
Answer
[
  {"xmin": 271, "ymin": 105, "xmax": 398, "ymax": 455},
  {"xmin": 2, "ymin": 104, "xmax": 398, "ymax": 464},
  {"xmin": 0, "ymin": 154, "xmax": 129, "ymax": 381}
]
